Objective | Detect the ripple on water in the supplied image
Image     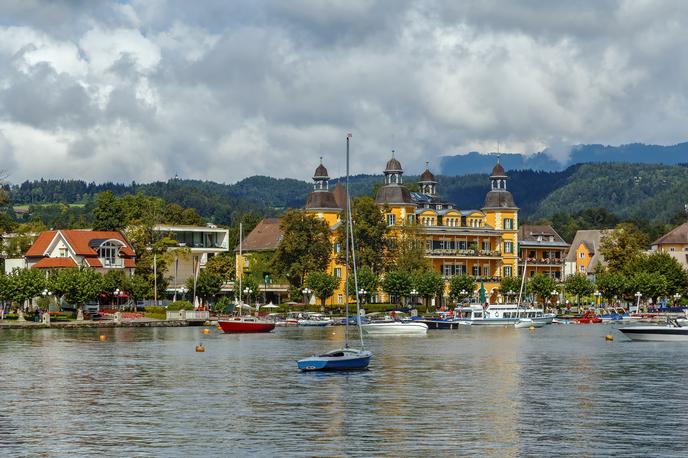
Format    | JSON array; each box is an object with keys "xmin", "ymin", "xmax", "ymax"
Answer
[{"xmin": 1, "ymin": 325, "xmax": 688, "ymax": 457}]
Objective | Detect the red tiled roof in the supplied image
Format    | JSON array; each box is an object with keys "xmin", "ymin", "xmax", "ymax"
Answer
[
  {"xmin": 84, "ymin": 258, "xmax": 102, "ymax": 267},
  {"xmin": 32, "ymin": 257, "xmax": 77, "ymax": 269},
  {"xmin": 25, "ymin": 231, "xmax": 57, "ymax": 257},
  {"xmin": 25, "ymin": 230, "xmax": 136, "ymax": 258},
  {"xmin": 124, "ymin": 258, "xmax": 136, "ymax": 268}
]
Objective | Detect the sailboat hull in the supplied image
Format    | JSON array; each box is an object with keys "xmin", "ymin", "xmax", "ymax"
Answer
[{"xmin": 297, "ymin": 349, "xmax": 372, "ymax": 371}]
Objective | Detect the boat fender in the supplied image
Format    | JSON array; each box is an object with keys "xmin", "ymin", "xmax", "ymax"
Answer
[
  {"xmin": 605, "ymin": 335, "xmax": 614, "ymax": 341},
  {"xmin": 195, "ymin": 344, "xmax": 205, "ymax": 353}
]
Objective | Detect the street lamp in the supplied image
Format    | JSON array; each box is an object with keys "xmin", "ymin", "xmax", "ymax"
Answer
[
  {"xmin": 180, "ymin": 286, "xmax": 188, "ymax": 301},
  {"xmin": 507, "ymin": 289, "xmax": 515, "ymax": 302},
  {"xmin": 263, "ymin": 274, "xmax": 270, "ymax": 305},
  {"xmin": 673, "ymin": 292, "xmax": 681, "ymax": 305},
  {"xmin": 635, "ymin": 291, "xmax": 642, "ymax": 311},
  {"xmin": 409, "ymin": 288, "xmax": 418, "ymax": 306},
  {"xmin": 302, "ymin": 287, "xmax": 311, "ymax": 309},
  {"xmin": 460, "ymin": 289, "xmax": 468, "ymax": 303},
  {"xmin": 244, "ymin": 287, "xmax": 253, "ymax": 305},
  {"xmin": 114, "ymin": 288, "xmax": 121, "ymax": 309},
  {"xmin": 42, "ymin": 289, "xmax": 52, "ymax": 312},
  {"xmin": 358, "ymin": 289, "xmax": 368, "ymax": 306},
  {"xmin": 551, "ymin": 289, "xmax": 559, "ymax": 306}
]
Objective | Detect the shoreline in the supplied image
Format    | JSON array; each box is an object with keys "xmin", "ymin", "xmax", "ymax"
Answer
[{"xmin": 0, "ymin": 319, "xmax": 195, "ymax": 330}]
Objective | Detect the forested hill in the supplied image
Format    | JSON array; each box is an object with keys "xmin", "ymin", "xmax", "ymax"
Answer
[
  {"xmin": 440, "ymin": 142, "xmax": 688, "ymax": 175},
  {"xmin": 5, "ymin": 162, "xmax": 688, "ymax": 229}
]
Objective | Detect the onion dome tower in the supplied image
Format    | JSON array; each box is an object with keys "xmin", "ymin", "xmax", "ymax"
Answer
[
  {"xmin": 375, "ymin": 151, "xmax": 413, "ymax": 205},
  {"xmin": 418, "ymin": 162, "xmax": 437, "ymax": 196},
  {"xmin": 305, "ymin": 158, "xmax": 341, "ymax": 211},
  {"xmin": 482, "ymin": 161, "xmax": 517, "ymax": 210}
]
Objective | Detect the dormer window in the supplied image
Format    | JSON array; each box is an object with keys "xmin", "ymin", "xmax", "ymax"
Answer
[
  {"xmin": 97, "ymin": 240, "xmax": 124, "ymax": 267},
  {"xmin": 436, "ymin": 205, "xmax": 442, "ymax": 210}
]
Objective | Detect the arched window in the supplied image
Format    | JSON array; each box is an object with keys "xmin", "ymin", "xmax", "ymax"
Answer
[{"xmin": 98, "ymin": 240, "xmax": 124, "ymax": 267}]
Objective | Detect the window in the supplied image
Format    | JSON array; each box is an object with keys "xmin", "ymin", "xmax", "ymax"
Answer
[
  {"xmin": 504, "ymin": 241, "xmax": 513, "ymax": 254},
  {"xmin": 58, "ymin": 247, "xmax": 67, "ymax": 257},
  {"xmin": 386, "ymin": 213, "xmax": 396, "ymax": 226},
  {"xmin": 503, "ymin": 266, "xmax": 513, "ymax": 277},
  {"xmin": 528, "ymin": 250, "xmax": 536, "ymax": 258},
  {"xmin": 98, "ymin": 241, "xmax": 121, "ymax": 267},
  {"xmin": 333, "ymin": 243, "xmax": 341, "ymax": 254},
  {"xmin": 482, "ymin": 241, "xmax": 490, "ymax": 251},
  {"xmin": 483, "ymin": 266, "xmax": 489, "ymax": 277},
  {"xmin": 407, "ymin": 215, "xmax": 415, "ymax": 225},
  {"xmin": 670, "ymin": 247, "xmax": 675, "ymax": 251},
  {"xmin": 472, "ymin": 265, "xmax": 480, "ymax": 276},
  {"xmin": 436, "ymin": 205, "xmax": 442, "ymax": 210},
  {"xmin": 337, "ymin": 294, "xmax": 343, "ymax": 304},
  {"xmin": 579, "ymin": 265, "xmax": 585, "ymax": 272},
  {"xmin": 334, "ymin": 267, "xmax": 342, "ymax": 278},
  {"xmin": 579, "ymin": 252, "xmax": 585, "ymax": 259},
  {"xmin": 504, "ymin": 218, "xmax": 513, "ymax": 230}
]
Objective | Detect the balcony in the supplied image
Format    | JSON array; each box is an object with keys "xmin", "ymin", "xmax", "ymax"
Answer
[
  {"xmin": 520, "ymin": 258, "xmax": 564, "ymax": 266},
  {"xmin": 426, "ymin": 249, "xmax": 502, "ymax": 258}
]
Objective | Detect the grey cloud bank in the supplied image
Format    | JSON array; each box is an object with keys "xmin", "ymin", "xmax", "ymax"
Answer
[{"xmin": 0, "ymin": 0, "xmax": 686, "ymax": 184}]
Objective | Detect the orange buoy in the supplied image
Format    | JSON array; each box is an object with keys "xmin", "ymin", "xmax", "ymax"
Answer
[
  {"xmin": 195, "ymin": 344, "xmax": 205, "ymax": 352},
  {"xmin": 99, "ymin": 335, "xmax": 107, "ymax": 341},
  {"xmin": 217, "ymin": 325, "xmax": 222, "ymax": 330},
  {"xmin": 528, "ymin": 326, "xmax": 535, "ymax": 331},
  {"xmin": 202, "ymin": 328, "xmax": 210, "ymax": 335},
  {"xmin": 605, "ymin": 334, "xmax": 614, "ymax": 341}
]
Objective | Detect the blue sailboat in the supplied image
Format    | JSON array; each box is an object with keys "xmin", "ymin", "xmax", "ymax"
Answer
[{"xmin": 297, "ymin": 134, "xmax": 372, "ymax": 372}]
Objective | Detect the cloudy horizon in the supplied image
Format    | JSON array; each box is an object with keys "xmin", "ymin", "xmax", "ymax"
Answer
[{"xmin": 1, "ymin": 0, "xmax": 687, "ymax": 185}]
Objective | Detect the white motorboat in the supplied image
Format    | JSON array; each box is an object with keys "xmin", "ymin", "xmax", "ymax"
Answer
[
  {"xmin": 297, "ymin": 313, "xmax": 334, "ymax": 327},
  {"xmin": 363, "ymin": 321, "xmax": 428, "ymax": 335},
  {"xmin": 514, "ymin": 318, "xmax": 546, "ymax": 329},
  {"xmin": 619, "ymin": 320, "xmax": 688, "ymax": 341}
]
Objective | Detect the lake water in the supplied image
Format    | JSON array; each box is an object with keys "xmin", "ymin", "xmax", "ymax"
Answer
[{"xmin": 1, "ymin": 324, "xmax": 687, "ymax": 457}]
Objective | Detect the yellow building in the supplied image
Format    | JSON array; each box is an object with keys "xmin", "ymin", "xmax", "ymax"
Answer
[
  {"xmin": 651, "ymin": 222, "xmax": 688, "ymax": 253},
  {"xmin": 564, "ymin": 230, "xmax": 608, "ymax": 277},
  {"xmin": 375, "ymin": 156, "xmax": 519, "ymax": 304},
  {"xmin": 517, "ymin": 225, "xmax": 569, "ymax": 281}
]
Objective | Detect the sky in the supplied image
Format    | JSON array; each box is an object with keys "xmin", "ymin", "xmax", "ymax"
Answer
[{"xmin": 1, "ymin": 0, "xmax": 687, "ymax": 184}]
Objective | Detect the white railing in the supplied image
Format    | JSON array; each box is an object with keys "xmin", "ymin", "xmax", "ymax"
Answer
[{"xmin": 166, "ymin": 310, "xmax": 210, "ymax": 321}]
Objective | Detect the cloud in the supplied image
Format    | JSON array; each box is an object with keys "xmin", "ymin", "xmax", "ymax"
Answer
[{"xmin": 0, "ymin": 0, "xmax": 687, "ymax": 184}]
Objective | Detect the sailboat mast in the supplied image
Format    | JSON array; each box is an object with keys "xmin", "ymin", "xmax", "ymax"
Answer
[
  {"xmin": 517, "ymin": 258, "xmax": 527, "ymax": 317},
  {"xmin": 239, "ymin": 222, "xmax": 243, "ymax": 309},
  {"xmin": 344, "ymin": 134, "xmax": 351, "ymax": 347}
]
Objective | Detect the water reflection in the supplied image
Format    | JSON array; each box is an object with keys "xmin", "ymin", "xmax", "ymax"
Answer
[{"xmin": 1, "ymin": 325, "xmax": 688, "ymax": 456}]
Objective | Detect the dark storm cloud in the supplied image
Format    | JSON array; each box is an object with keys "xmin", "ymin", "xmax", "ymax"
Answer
[{"xmin": 0, "ymin": 0, "xmax": 687, "ymax": 183}]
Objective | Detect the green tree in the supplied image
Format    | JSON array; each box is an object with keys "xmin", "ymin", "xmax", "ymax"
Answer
[
  {"xmin": 449, "ymin": 275, "xmax": 476, "ymax": 302},
  {"xmin": 129, "ymin": 274, "xmax": 151, "ymax": 304},
  {"xmin": 627, "ymin": 271, "xmax": 668, "ymax": 302},
  {"xmin": 337, "ymin": 196, "xmax": 388, "ymax": 274},
  {"xmin": 594, "ymin": 271, "xmax": 627, "ymax": 302},
  {"xmin": 641, "ymin": 252, "xmax": 688, "ymax": 295},
  {"xmin": 204, "ymin": 253, "xmax": 235, "ymax": 281},
  {"xmin": 564, "ymin": 273, "xmax": 594, "ymax": 304},
  {"xmin": 526, "ymin": 274, "xmax": 558, "ymax": 305},
  {"xmin": 381, "ymin": 270, "xmax": 412, "ymax": 304},
  {"xmin": 346, "ymin": 265, "xmax": 378, "ymax": 302},
  {"xmin": 391, "ymin": 224, "xmax": 430, "ymax": 274},
  {"xmin": 5, "ymin": 268, "xmax": 45, "ymax": 310},
  {"xmin": 413, "ymin": 270, "xmax": 445, "ymax": 309},
  {"xmin": 92, "ymin": 191, "xmax": 127, "ymax": 231},
  {"xmin": 499, "ymin": 276, "xmax": 522, "ymax": 301},
  {"xmin": 235, "ymin": 276, "xmax": 259, "ymax": 304},
  {"xmin": 187, "ymin": 270, "xmax": 223, "ymax": 304},
  {"xmin": 272, "ymin": 209, "xmax": 330, "ymax": 289},
  {"xmin": 306, "ymin": 271, "xmax": 340, "ymax": 310},
  {"xmin": 49, "ymin": 268, "xmax": 104, "ymax": 309},
  {"xmin": 599, "ymin": 223, "xmax": 648, "ymax": 272}
]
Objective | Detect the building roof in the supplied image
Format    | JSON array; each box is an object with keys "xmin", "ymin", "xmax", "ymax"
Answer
[
  {"xmin": 33, "ymin": 257, "xmax": 78, "ymax": 269},
  {"xmin": 419, "ymin": 168, "xmax": 436, "ymax": 183},
  {"xmin": 384, "ymin": 156, "xmax": 403, "ymax": 173},
  {"xmin": 313, "ymin": 163, "xmax": 329, "ymax": 179},
  {"xmin": 652, "ymin": 222, "xmax": 688, "ymax": 246},
  {"xmin": 240, "ymin": 218, "xmax": 284, "ymax": 252},
  {"xmin": 491, "ymin": 162, "xmax": 506, "ymax": 177},
  {"xmin": 482, "ymin": 190, "xmax": 517, "ymax": 210},
  {"xmin": 25, "ymin": 230, "xmax": 135, "ymax": 258},
  {"xmin": 518, "ymin": 225, "xmax": 569, "ymax": 246},
  {"xmin": 375, "ymin": 185, "xmax": 414, "ymax": 205},
  {"xmin": 304, "ymin": 191, "xmax": 341, "ymax": 211},
  {"xmin": 332, "ymin": 183, "xmax": 347, "ymax": 209}
]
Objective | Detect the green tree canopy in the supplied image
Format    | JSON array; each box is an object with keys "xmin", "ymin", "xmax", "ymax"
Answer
[
  {"xmin": 390, "ymin": 224, "xmax": 431, "ymax": 275},
  {"xmin": 565, "ymin": 273, "xmax": 594, "ymax": 304},
  {"xmin": 346, "ymin": 265, "xmax": 378, "ymax": 301},
  {"xmin": 499, "ymin": 276, "xmax": 522, "ymax": 298},
  {"xmin": 92, "ymin": 191, "xmax": 127, "ymax": 231},
  {"xmin": 627, "ymin": 271, "xmax": 668, "ymax": 301},
  {"xmin": 381, "ymin": 270, "xmax": 412, "ymax": 304},
  {"xmin": 599, "ymin": 223, "xmax": 648, "ymax": 272},
  {"xmin": 4, "ymin": 268, "xmax": 45, "ymax": 308},
  {"xmin": 101, "ymin": 269, "xmax": 130, "ymax": 294},
  {"xmin": 449, "ymin": 275, "xmax": 476, "ymax": 302},
  {"xmin": 272, "ymin": 209, "xmax": 331, "ymax": 289},
  {"xmin": 413, "ymin": 270, "xmax": 445, "ymax": 306},
  {"xmin": 188, "ymin": 270, "xmax": 223, "ymax": 303},
  {"xmin": 306, "ymin": 271, "xmax": 340, "ymax": 309},
  {"xmin": 526, "ymin": 274, "xmax": 558, "ymax": 304},
  {"xmin": 49, "ymin": 268, "xmax": 103, "ymax": 307},
  {"xmin": 204, "ymin": 253, "xmax": 235, "ymax": 281},
  {"xmin": 594, "ymin": 271, "xmax": 627, "ymax": 301},
  {"xmin": 337, "ymin": 196, "xmax": 388, "ymax": 275}
]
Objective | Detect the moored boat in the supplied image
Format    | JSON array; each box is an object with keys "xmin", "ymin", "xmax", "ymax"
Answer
[
  {"xmin": 455, "ymin": 303, "xmax": 553, "ymax": 326},
  {"xmin": 218, "ymin": 316, "xmax": 276, "ymax": 333},
  {"xmin": 514, "ymin": 318, "xmax": 546, "ymax": 328},
  {"xmin": 297, "ymin": 348, "xmax": 372, "ymax": 371},
  {"xmin": 619, "ymin": 320, "xmax": 688, "ymax": 341},
  {"xmin": 297, "ymin": 313, "xmax": 334, "ymax": 327},
  {"xmin": 363, "ymin": 321, "xmax": 428, "ymax": 335}
]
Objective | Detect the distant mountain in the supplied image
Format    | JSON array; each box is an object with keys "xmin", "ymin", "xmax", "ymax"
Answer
[{"xmin": 440, "ymin": 142, "xmax": 688, "ymax": 175}]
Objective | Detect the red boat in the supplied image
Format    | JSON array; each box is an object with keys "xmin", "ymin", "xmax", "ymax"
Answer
[
  {"xmin": 218, "ymin": 316, "xmax": 276, "ymax": 333},
  {"xmin": 577, "ymin": 310, "xmax": 602, "ymax": 324}
]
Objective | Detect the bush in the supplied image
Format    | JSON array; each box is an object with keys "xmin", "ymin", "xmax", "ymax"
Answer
[{"xmin": 167, "ymin": 300, "xmax": 194, "ymax": 311}]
